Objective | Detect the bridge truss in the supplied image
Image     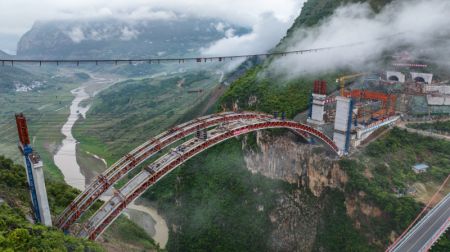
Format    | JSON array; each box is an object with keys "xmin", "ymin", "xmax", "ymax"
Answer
[{"xmin": 55, "ymin": 112, "xmax": 339, "ymax": 239}]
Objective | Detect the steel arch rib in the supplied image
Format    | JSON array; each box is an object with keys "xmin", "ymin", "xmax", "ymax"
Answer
[
  {"xmin": 56, "ymin": 111, "xmax": 272, "ymax": 230},
  {"xmin": 79, "ymin": 119, "xmax": 339, "ymax": 240}
]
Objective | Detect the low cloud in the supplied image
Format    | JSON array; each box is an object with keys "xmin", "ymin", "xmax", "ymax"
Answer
[
  {"xmin": 214, "ymin": 22, "xmax": 226, "ymax": 33},
  {"xmin": 270, "ymin": 0, "xmax": 450, "ymax": 78},
  {"xmin": 120, "ymin": 26, "xmax": 139, "ymax": 40},
  {"xmin": 126, "ymin": 8, "xmax": 177, "ymax": 21},
  {"xmin": 67, "ymin": 27, "xmax": 85, "ymax": 43},
  {"xmin": 201, "ymin": 12, "xmax": 298, "ymax": 56},
  {"xmin": 0, "ymin": 0, "xmax": 300, "ymax": 52},
  {"xmin": 0, "ymin": 0, "xmax": 299, "ymax": 35},
  {"xmin": 65, "ymin": 23, "xmax": 141, "ymax": 43}
]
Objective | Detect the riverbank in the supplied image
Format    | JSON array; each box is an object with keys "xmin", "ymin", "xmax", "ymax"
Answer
[
  {"xmin": 53, "ymin": 73, "xmax": 169, "ymax": 248},
  {"xmin": 53, "ymin": 87, "xmax": 90, "ymax": 191}
]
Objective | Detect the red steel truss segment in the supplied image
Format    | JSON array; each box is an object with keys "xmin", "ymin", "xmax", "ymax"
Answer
[
  {"xmin": 79, "ymin": 119, "xmax": 339, "ymax": 240},
  {"xmin": 56, "ymin": 112, "xmax": 272, "ymax": 230},
  {"xmin": 15, "ymin": 113, "xmax": 31, "ymax": 146}
]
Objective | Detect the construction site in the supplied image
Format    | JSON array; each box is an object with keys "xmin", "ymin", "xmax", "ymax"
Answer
[{"xmin": 305, "ymin": 61, "xmax": 450, "ymax": 155}]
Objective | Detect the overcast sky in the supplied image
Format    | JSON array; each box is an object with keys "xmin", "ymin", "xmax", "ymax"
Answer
[{"xmin": 0, "ymin": 0, "xmax": 302, "ymax": 54}]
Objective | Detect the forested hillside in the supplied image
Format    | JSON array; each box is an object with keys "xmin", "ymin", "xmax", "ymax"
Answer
[
  {"xmin": 73, "ymin": 70, "xmax": 219, "ymax": 161},
  {"xmin": 0, "ymin": 66, "xmax": 39, "ymax": 92},
  {"xmin": 0, "ymin": 156, "xmax": 102, "ymax": 251},
  {"xmin": 221, "ymin": 0, "xmax": 395, "ymax": 115},
  {"xmin": 283, "ymin": 0, "xmax": 393, "ymax": 38},
  {"xmin": 144, "ymin": 0, "xmax": 450, "ymax": 250},
  {"xmin": 0, "ymin": 154, "xmax": 161, "ymax": 251},
  {"xmin": 64, "ymin": 0, "xmax": 450, "ymax": 251}
]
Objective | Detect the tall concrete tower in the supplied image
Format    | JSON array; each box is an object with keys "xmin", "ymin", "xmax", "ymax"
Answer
[
  {"xmin": 15, "ymin": 113, "xmax": 52, "ymax": 226},
  {"xmin": 307, "ymin": 80, "xmax": 327, "ymax": 125},
  {"xmin": 333, "ymin": 96, "xmax": 354, "ymax": 155}
]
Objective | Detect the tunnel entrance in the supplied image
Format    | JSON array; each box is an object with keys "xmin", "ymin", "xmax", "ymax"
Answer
[
  {"xmin": 388, "ymin": 75, "xmax": 399, "ymax": 81},
  {"xmin": 414, "ymin": 77, "xmax": 426, "ymax": 83}
]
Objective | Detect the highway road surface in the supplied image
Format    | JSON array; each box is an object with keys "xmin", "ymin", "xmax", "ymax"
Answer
[{"xmin": 389, "ymin": 193, "xmax": 450, "ymax": 252}]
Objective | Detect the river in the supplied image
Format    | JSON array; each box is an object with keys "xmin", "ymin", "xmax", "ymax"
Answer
[
  {"xmin": 54, "ymin": 87, "xmax": 90, "ymax": 191},
  {"xmin": 53, "ymin": 74, "xmax": 169, "ymax": 248}
]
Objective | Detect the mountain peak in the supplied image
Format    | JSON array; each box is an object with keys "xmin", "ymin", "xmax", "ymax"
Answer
[{"xmin": 16, "ymin": 18, "xmax": 250, "ymax": 59}]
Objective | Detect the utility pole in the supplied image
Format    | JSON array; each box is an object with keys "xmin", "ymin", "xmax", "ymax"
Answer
[{"xmin": 15, "ymin": 113, "xmax": 52, "ymax": 226}]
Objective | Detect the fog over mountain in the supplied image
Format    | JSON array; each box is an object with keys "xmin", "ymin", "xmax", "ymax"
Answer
[
  {"xmin": 271, "ymin": 0, "xmax": 450, "ymax": 78},
  {"xmin": 16, "ymin": 18, "xmax": 250, "ymax": 59},
  {"xmin": 0, "ymin": 0, "xmax": 301, "ymax": 55}
]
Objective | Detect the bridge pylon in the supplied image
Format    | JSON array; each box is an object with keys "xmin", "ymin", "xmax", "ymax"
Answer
[{"xmin": 15, "ymin": 113, "xmax": 52, "ymax": 226}]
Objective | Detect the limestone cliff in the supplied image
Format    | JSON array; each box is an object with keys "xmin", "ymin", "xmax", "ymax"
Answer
[
  {"xmin": 243, "ymin": 131, "xmax": 347, "ymax": 196},
  {"xmin": 241, "ymin": 131, "xmax": 349, "ymax": 251}
]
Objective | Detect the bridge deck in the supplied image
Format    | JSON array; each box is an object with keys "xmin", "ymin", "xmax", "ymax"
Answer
[
  {"xmin": 390, "ymin": 193, "xmax": 450, "ymax": 252},
  {"xmin": 78, "ymin": 117, "xmax": 339, "ymax": 239},
  {"xmin": 56, "ymin": 112, "xmax": 271, "ymax": 230}
]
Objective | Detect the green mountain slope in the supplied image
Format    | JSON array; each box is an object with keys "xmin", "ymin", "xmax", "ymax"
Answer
[
  {"xmin": 144, "ymin": 138, "xmax": 373, "ymax": 251},
  {"xmin": 0, "ymin": 156, "xmax": 102, "ymax": 251},
  {"xmin": 221, "ymin": 0, "xmax": 397, "ymax": 115},
  {"xmin": 283, "ymin": 0, "xmax": 393, "ymax": 41},
  {"xmin": 69, "ymin": 0, "xmax": 450, "ymax": 251},
  {"xmin": 146, "ymin": 0, "xmax": 450, "ymax": 251},
  {"xmin": 0, "ymin": 66, "xmax": 39, "ymax": 92},
  {"xmin": 73, "ymin": 70, "xmax": 220, "ymax": 162},
  {"xmin": 0, "ymin": 154, "xmax": 160, "ymax": 251},
  {"xmin": 141, "ymin": 125, "xmax": 450, "ymax": 251}
]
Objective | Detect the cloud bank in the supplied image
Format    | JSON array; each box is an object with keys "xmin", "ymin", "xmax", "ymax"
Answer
[
  {"xmin": 0, "ymin": 0, "xmax": 301, "ymax": 53},
  {"xmin": 0, "ymin": 0, "xmax": 299, "ymax": 35},
  {"xmin": 270, "ymin": 0, "xmax": 450, "ymax": 78},
  {"xmin": 201, "ymin": 12, "xmax": 298, "ymax": 56}
]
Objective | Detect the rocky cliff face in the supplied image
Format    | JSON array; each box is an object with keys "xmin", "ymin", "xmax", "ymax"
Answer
[
  {"xmin": 268, "ymin": 188, "xmax": 322, "ymax": 251},
  {"xmin": 243, "ymin": 131, "xmax": 347, "ymax": 196},
  {"xmin": 242, "ymin": 131, "xmax": 348, "ymax": 251}
]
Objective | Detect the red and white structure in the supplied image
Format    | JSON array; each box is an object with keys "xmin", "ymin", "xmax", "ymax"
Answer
[
  {"xmin": 15, "ymin": 113, "xmax": 52, "ymax": 226},
  {"xmin": 56, "ymin": 112, "xmax": 274, "ymax": 230},
  {"xmin": 307, "ymin": 80, "xmax": 328, "ymax": 125},
  {"xmin": 353, "ymin": 116, "xmax": 400, "ymax": 146},
  {"xmin": 57, "ymin": 112, "xmax": 340, "ymax": 236},
  {"xmin": 392, "ymin": 63, "xmax": 427, "ymax": 68},
  {"xmin": 76, "ymin": 116, "xmax": 340, "ymax": 240}
]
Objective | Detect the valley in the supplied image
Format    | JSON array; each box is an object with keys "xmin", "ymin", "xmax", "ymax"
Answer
[{"xmin": 1, "ymin": 0, "xmax": 450, "ymax": 251}]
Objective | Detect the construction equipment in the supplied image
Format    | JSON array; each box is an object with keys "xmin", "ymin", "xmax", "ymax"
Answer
[
  {"xmin": 15, "ymin": 113, "xmax": 52, "ymax": 226},
  {"xmin": 336, "ymin": 73, "xmax": 368, "ymax": 96},
  {"xmin": 343, "ymin": 90, "xmax": 396, "ymax": 119}
]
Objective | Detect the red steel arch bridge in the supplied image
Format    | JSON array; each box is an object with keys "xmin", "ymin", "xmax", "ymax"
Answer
[{"xmin": 54, "ymin": 111, "xmax": 339, "ymax": 239}]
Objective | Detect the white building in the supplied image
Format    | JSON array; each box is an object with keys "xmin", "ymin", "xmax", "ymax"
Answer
[{"xmin": 412, "ymin": 163, "xmax": 429, "ymax": 174}]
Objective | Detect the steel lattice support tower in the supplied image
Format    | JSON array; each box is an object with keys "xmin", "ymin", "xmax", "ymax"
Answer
[{"xmin": 15, "ymin": 113, "xmax": 52, "ymax": 226}]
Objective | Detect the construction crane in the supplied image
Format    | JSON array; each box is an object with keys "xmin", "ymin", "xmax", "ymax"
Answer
[{"xmin": 336, "ymin": 73, "xmax": 368, "ymax": 96}]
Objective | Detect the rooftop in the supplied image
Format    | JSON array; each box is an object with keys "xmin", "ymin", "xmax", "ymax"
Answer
[{"xmin": 413, "ymin": 163, "xmax": 429, "ymax": 171}]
